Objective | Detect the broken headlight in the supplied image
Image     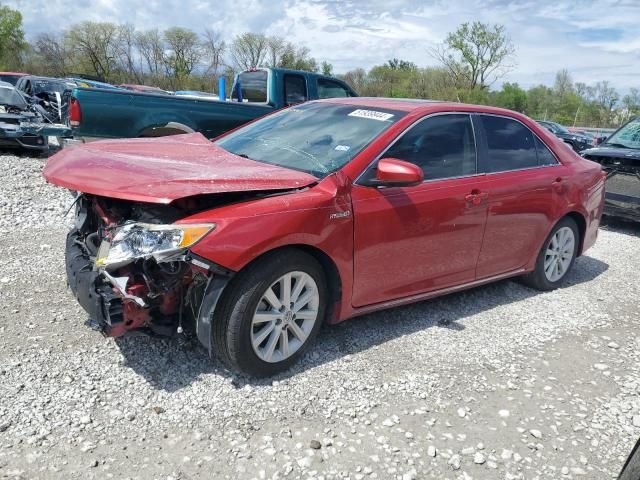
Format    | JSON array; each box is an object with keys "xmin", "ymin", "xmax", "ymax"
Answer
[{"xmin": 97, "ymin": 223, "xmax": 215, "ymax": 268}]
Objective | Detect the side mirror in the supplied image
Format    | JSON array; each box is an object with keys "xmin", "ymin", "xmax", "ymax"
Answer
[{"xmin": 370, "ymin": 158, "xmax": 424, "ymax": 187}]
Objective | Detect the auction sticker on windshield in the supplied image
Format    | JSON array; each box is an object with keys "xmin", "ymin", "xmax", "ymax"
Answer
[{"xmin": 348, "ymin": 109, "xmax": 395, "ymax": 121}]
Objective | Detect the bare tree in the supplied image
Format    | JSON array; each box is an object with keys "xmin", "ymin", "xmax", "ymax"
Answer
[
  {"xmin": 33, "ymin": 33, "xmax": 70, "ymax": 77},
  {"xmin": 265, "ymin": 36, "xmax": 286, "ymax": 67},
  {"xmin": 554, "ymin": 69, "xmax": 574, "ymax": 96},
  {"xmin": 67, "ymin": 21, "xmax": 119, "ymax": 79},
  {"xmin": 230, "ymin": 32, "xmax": 268, "ymax": 70},
  {"xmin": 430, "ymin": 22, "xmax": 515, "ymax": 89},
  {"xmin": 202, "ymin": 29, "xmax": 226, "ymax": 76},
  {"xmin": 113, "ymin": 24, "xmax": 142, "ymax": 83},
  {"xmin": 136, "ymin": 29, "xmax": 164, "ymax": 77},
  {"xmin": 340, "ymin": 68, "xmax": 368, "ymax": 93}
]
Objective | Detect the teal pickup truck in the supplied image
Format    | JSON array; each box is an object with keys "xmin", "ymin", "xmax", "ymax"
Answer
[{"xmin": 67, "ymin": 68, "xmax": 357, "ymax": 141}]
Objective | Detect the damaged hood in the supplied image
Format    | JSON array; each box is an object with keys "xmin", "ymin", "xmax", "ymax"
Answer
[
  {"xmin": 582, "ymin": 146, "xmax": 640, "ymax": 162},
  {"xmin": 43, "ymin": 133, "xmax": 318, "ymax": 204}
]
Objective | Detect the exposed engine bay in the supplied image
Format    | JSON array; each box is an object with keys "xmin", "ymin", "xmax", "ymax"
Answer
[{"xmin": 66, "ymin": 194, "xmax": 235, "ymax": 342}]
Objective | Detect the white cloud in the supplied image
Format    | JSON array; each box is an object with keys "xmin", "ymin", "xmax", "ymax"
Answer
[{"xmin": 7, "ymin": 0, "xmax": 640, "ymax": 91}]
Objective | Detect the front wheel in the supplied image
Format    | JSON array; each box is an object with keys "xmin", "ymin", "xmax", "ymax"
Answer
[
  {"xmin": 213, "ymin": 250, "xmax": 327, "ymax": 377},
  {"xmin": 522, "ymin": 217, "xmax": 579, "ymax": 291}
]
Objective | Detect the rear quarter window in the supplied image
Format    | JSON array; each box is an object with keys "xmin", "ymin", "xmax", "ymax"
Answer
[{"xmin": 233, "ymin": 70, "xmax": 268, "ymax": 102}]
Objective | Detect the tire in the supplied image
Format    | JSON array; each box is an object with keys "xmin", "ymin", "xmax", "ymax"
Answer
[
  {"xmin": 212, "ymin": 250, "xmax": 327, "ymax": 377},
  {"xmin": 521, "ymin": 217, "xmax": 580, "ymax": 291}
]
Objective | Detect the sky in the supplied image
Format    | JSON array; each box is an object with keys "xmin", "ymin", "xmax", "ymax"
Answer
[{"xmin": 7, "ymin": 0, "xmax": 640, "ymax": 91}]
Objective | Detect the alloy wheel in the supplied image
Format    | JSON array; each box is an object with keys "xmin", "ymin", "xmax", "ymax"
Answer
[
  {"xmin": 544, "ymin": 226, "xmax": 575, "ymax": 282},
  {"xmin": 250, "ymin": 271, "xmax": 320, "ymax": 363}
]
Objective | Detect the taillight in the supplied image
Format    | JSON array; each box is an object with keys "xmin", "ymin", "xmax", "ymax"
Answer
[{"xmin": 69, "ymin": 97, "xmax": 81, "ymax": 127}]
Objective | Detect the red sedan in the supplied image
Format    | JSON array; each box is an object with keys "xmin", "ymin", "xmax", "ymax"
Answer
[{"xmin": 44, "ymin": 98, "xmax": 606, "ymax": 376}]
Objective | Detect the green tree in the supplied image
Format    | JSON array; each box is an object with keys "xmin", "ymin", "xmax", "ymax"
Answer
[
  {"xmin": 495, "ymin": 82, "xmax": 527, "ymax": 112},
  {"xmin": 0, "ymin": 5, "xmax": 26, "ymax": 69},
  {"xmin": 430, "ymin": 22, "xmax": 515, "ymax": 89},
  {"xmin": 163, "ymin": 27, "xmax": 202, "ymax": 83},
  {"xmin": 321, "ymin": 61, "xmax": 333, "ymax": 76}
]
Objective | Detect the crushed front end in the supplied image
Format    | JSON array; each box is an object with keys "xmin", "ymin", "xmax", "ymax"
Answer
[
  {"xmin": 65, "ymin": 194, "xmax": 230, "ymax": 342},
  {"xmin": 583, "ymin": 151, "xmax": 640, "ymax": 222}
]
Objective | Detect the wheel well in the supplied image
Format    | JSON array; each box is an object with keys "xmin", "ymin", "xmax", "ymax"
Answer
[
  {"xmin": 564, "ymin": 211, "xmax": 587, "ymax": 255},
  {"xmin": 241, "ymin": 245, "xmax": 343, "ymax": 321},
  {"xmin": 139, "ymin": 122, "xmax": 194, "ymax": 137}
]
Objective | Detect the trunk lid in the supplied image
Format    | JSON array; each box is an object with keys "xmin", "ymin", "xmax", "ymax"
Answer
[{"xmin": 43, "ymin": 133, "xmax": 318, "ymax": 204}]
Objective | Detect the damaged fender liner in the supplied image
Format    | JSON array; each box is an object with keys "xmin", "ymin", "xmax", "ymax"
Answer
[{"xmin": 66, "ymin": 228, "xmax": 234, "ymax": 348}]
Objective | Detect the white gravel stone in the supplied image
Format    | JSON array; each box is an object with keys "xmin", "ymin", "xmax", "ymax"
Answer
[
  {"xmin": 0, "ymin": 152, "xmax": 638, "ymax": 479},
  {"xmin": 473, "ymin": 452, "xmax": 486, "ymax": 464}
]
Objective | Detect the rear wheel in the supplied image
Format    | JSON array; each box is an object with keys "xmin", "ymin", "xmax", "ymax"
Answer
[
  {"xmin": 213, "ymin": 250, "xmax": 327, "ymax": 377},
  {"xmin": 522, "ymin": 217, "xmax": 579, "ymax": 291}
]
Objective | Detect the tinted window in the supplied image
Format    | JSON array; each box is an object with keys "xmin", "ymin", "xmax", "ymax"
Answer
[
  {"xmin": 535, "ymin": 137, "xmax": 558, "ymax": 165},
  {"xmin": 317, "ymin": 79, "xmax": 351, "ymax": 99},
  {"xmin": 384, "ymin": 114, "xmax": 476, "ymax": 180},
  {"xmin": 232, "ymin": 70, "xmax": 268, "ymax": 102},
  {"xmin": 284, "ymin": 75, "xmax": 307, "ymax": 104},
  {"xmin": 216, "ymin": 103, "xmax": 405, "ymax": 177},
  {"xmin": 481, "ymin": 116, "xmax": 538, "ymax": 172}
]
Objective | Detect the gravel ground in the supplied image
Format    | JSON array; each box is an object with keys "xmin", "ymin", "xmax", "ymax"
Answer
[{"xmin": 0, "ymin": 149, "xmax": 639, "ymax": 480}]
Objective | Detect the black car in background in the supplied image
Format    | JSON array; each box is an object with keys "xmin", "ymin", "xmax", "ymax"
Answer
[
  {"xmin": 537, "ymin": 120, "xmax": 593, "ymax": 152},
  {"xmin": 581, "ymin": 116, "xmax": 640, "ymax": 222}
]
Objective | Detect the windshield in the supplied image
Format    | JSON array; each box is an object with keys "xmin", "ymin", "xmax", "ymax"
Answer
[
  {"xmin": 33, "ymin": 80, "xmax": 74, "ymax": 95},
  {"xmin": 605, "ymin": 117, "xmax": 640, "ymax": 149},
  {"xmin": 215, "ymin": 102, "xmax": 406, "ymax": 177}
]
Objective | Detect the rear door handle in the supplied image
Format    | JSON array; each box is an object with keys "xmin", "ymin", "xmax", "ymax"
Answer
[
  {"xmin": 552, "ymin": 177, "xmax": 565, "ymax": 193},
  {"xmin": 465, "ymin": 190, "xmax": 489, "ymax": 205}
]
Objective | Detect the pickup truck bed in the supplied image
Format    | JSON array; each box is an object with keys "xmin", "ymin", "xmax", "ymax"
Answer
[
  {"xmin": 69, "ymin": 68, "xmax": 357, "ymax": 141},
  {"xmin": 73, "ymin": 89, "xmax": 272, "ymax": 139}
]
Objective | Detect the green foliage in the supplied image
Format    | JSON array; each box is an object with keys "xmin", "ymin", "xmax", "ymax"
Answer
[
  {"xmin": 340, "ymin": 59, "xmax": 625, "ymax": 128},
  {"xmin": 16, "ymin": 18, "xmax": 628, "ymax": 128},
  {"xmin": 0, "ymin": 5, "xmax": 26, "ymax": 69},
  {"xmin": 431, "ymin": 22, "xmax": 515, "ymax": 90},
  {"xmin": 494, "ymin": 83, "xmax": 527, "ymax": 111}
]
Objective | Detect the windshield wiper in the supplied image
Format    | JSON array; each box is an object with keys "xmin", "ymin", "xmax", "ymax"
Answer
[
  {"xmin": 236, "ymin": 153, "xmax": 254, "ymax": 160},
  {"xmin": 603, "ymin": 142, "xmax": 630, "ymax": 149}
]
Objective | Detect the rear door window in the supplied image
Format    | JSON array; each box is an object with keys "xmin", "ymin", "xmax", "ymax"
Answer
[
  {"xmin": 480, "ymin": 115, "xmax": 538, "ymax": 173},
  {"xmin": 317, "ymin": 79, "xmax": 352, "ymax": 99},
  {"xmin": 284, "ymin": 75, "xmax": 307, "ymax": 105}
]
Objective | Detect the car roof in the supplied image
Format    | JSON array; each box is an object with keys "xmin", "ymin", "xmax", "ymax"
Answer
[
  {"xmin": 24, "ymin": 75, "xmax": 72, "ymax": 83},
  {"xmin": 0, "ymin": 72, "xmax": 28, "ymax": 76},
  {"xmin": 317, "ymin": 96, "xmax": 529, "ymax": 117}
]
